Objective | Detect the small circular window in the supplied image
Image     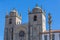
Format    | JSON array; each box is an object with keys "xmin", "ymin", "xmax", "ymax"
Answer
[{"xmin": 19, "ymin": 31, "xmax": 25, "ymax": 37}]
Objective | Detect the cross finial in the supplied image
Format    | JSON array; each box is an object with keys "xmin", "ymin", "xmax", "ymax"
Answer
[
  {"xmin": 41, "ymin": 4, "xmax": 42, "ymax": 9},
  {"xmin": 13, "ymin": 8, "xmax": 16, "ymax": 10},
  {"xmin": 11, "ymin": 8, "xmax": 17, "ymax": 12},
  {"xmin": 36, "ymin": 3, "xmax": 38, "ymax": 7}
]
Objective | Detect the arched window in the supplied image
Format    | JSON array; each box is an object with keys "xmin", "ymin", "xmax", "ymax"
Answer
[
  {"xmin": 34, "ymin": 15, "xmax": 37, "ymax": 21},
  {"xmin": 9, "ymin": 19, "xmax": 12, "ymax": 24}
]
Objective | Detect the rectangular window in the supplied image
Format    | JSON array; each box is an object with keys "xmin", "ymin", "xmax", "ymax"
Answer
[
  {"xmin": 59, "ymin": 34, "xmax": 60, "ymax": 40},
  {"xmin": 44, "ymin": 35, "xmax": 47, "ymax": 40},
  {"xmin": 52, "ymin": 34, "xmax": 55, "ymax": 40}
]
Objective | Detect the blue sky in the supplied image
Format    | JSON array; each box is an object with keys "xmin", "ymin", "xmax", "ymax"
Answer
[{"xmin": 0, "ymin": 0, "xmax": 60, "ymax": 40}]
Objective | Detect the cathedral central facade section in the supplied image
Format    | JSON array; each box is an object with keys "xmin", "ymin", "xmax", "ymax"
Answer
[{"xmin": 4, "ymin": 5, "xmax": 46, "ymax": 40}]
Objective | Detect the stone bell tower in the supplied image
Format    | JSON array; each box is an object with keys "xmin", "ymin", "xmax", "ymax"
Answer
[
  {"xmin": 28, "ymin": 4, "xmax": 46, "ymax": 40},
  {"xmin": 4, "ymin": 9, "xmax": 22, "ymax": 40}
]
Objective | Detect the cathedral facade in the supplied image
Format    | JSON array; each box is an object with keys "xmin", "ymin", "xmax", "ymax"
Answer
[{"xmin": 4, "ymin": 4, "xmax": 60, "ymax": 40}]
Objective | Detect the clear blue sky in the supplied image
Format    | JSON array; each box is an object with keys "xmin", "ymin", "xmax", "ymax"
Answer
[{"xmin": 0, "ymin": 0, "xmax": 60, "ymax": 40}]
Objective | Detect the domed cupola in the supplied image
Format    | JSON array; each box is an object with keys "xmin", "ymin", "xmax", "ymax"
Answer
[
  {"xmin": 10, "ymin": 8, "xmax": 18, "ymax": 17},
  {"xmin": 32, "ymin": 4, "xmax": 42, "ymax": 13}
]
